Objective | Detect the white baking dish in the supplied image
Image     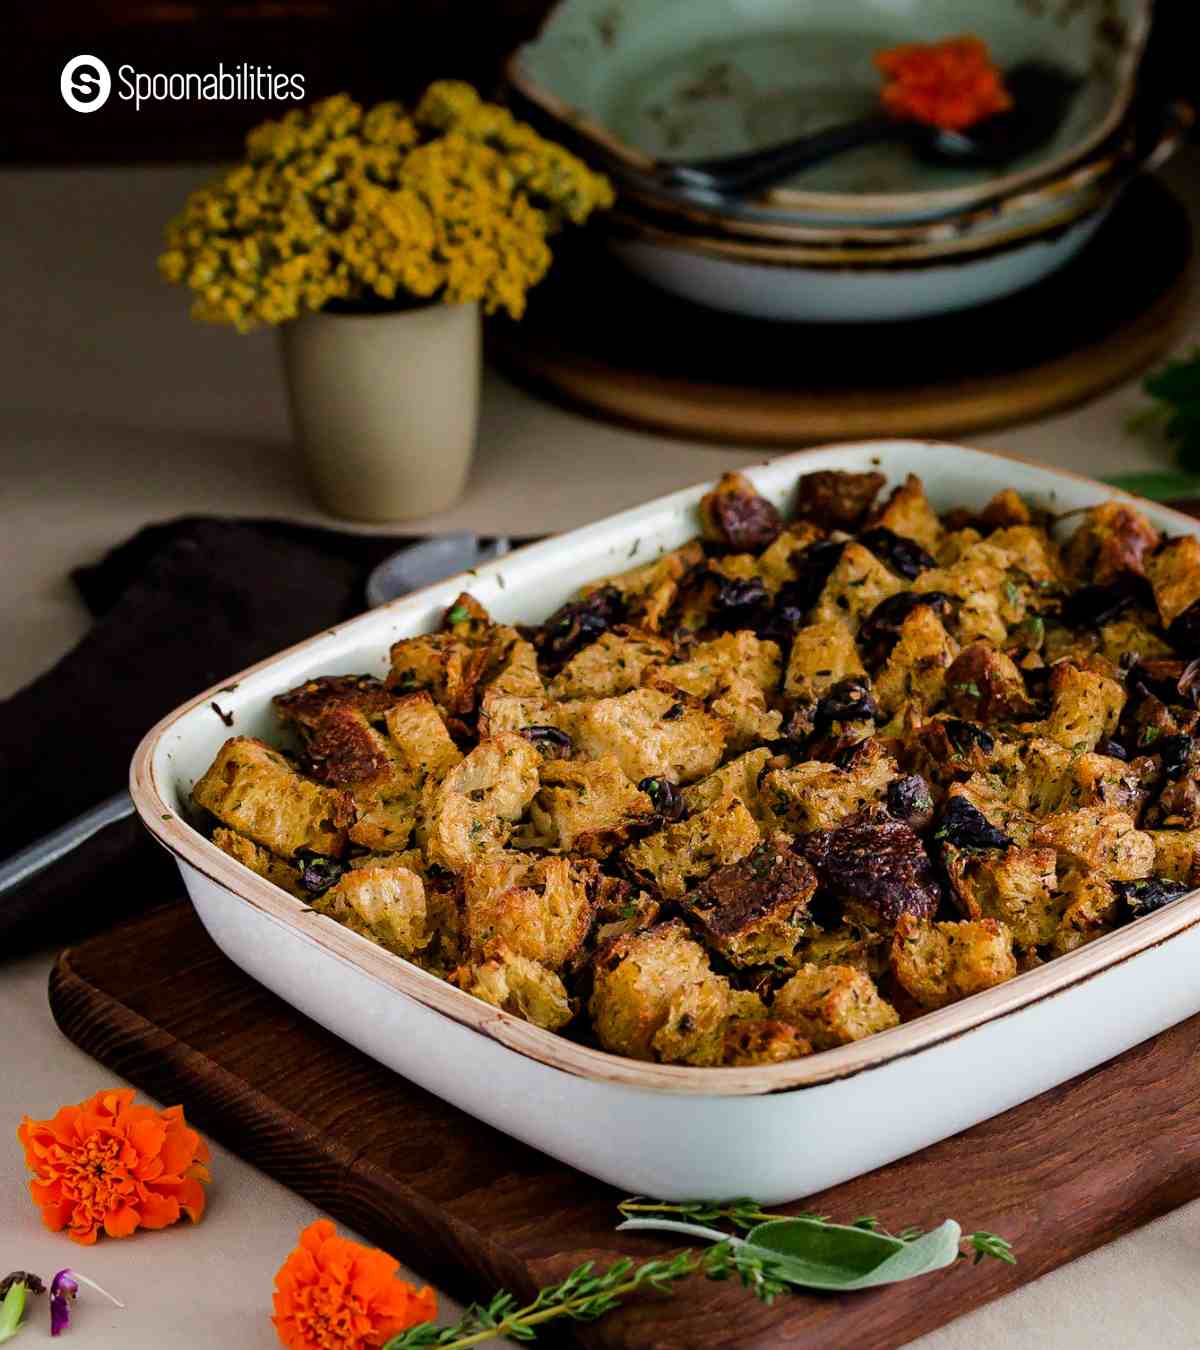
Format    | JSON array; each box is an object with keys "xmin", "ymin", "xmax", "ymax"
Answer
[{"xmin": 131, "ymin": 441, "xmax": 1200, "ymax": 1204}]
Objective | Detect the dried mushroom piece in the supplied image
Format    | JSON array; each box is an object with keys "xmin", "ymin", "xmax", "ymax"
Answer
[
  {"xmin": 943, "ymin": 642, "xmax": 1038, "ymax": 722},
  {"xmin": 681, "ymin": 838, "xmax": 818, "ymax": 967},
  {"xmin": 699, "ymin": 471, "xmax": 784, "ymax": 554},
  {"xmin": 800, "ymin": 810, "xmax": 941, "ymax": 931}
]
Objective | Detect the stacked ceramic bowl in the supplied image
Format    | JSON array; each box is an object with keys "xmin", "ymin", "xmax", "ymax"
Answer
[{"xmin": 507, "ymin": 0, "xmax": 1188, "ymax": 322}]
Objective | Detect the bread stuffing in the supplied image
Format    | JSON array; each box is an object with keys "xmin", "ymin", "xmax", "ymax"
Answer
[{"xmin": 191, "ymin": 469, "xmax": 1200, "ymax": 1067}]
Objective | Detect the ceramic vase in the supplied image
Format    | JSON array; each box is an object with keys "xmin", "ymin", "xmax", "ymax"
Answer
[{"xmin": 280, "ymin": 300, "xmax": 480, "ymax": 522}]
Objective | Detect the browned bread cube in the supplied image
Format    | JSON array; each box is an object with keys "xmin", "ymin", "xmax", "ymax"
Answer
[
  {"xmin": 721, "ymin": 1018, "xmax": 812, "ymax": 1066},
  {"xmin": 1032, "ymin": 808, "xmax": 1154, "ymax": 881},
  {"xmin": 784, "ymin": 620, "xmax": 865, "ymax": 702},
  {"xmin": 622, "ymin": 792, "xmax": 759, "ymax": 900},
  {"xmin": 792, "ymin": 469, "xmax": 885, "ymax": 530},
  {"xmin": 890, "ymin": 915, "xmax": 1016, "ymax": 1010},
  {"xmin": 943, "ymin": 642, "xmax": 1037, "ymax": 722},
  {"xmin": 813, "ymin": 542, "xmax": 905, "ymax": 632},
  {"xmin": 563, "ymin": 686, "xmax": 727, "ymax": 785},
  {"xmin": 772, "ymin": 963, "xmax": 899, "ymax": 1050},
  {"xmin": 313, "ymin": 864, "xmax": 428, "ymax": 958},
  {"xmin": 947, "ymin": 845, "xmax": 1061, "ymax": 950},
  {"xmin": 681, "ymin": 838, "xmax": 817, "ymax": 967},
  {"xmin": 455, "ymin": 943, "xmax": 573, "ymax": 1031},
  {"xmin": 1064, "ymin": 500, "xmax": 1159, "ymax": 585},
  {"xmin": 682, "ymin": 747, "xmax": 774, "ymax": 822},
  {"xmin": 872, "ymin": 605, "xmax": 959, "ymax": 717},
  {"xmin": 1039, "ymin": 662, "xmax": 1125, "ymax": 753},
  {"xmin": 762, "ymin": 738, "xmax": 897, "ymax": 834},
  {"xmin": 192, "ymin": 736, "xmax": 352, "ymax": 858},
  {"xmin": 211, "ymin": 827, "xmax": 306, "ymax": 899},
  {"xmin": 463, "ymin": 854, "xmax": 593, "ymax": 970},
  {"xmin": 548, "ymin": 628, "xmax": 674, "ymax": 700},
  {"xmin": 527, "ymin": 755, "xmax": 653, "ymax": 856},
  {"xmin": 869, "ymin": 473, "xmax": 942, "ymax": 553},
  {"xmin": 590, "ymin": 919, "xmax": 725, "ymax": 1061}
]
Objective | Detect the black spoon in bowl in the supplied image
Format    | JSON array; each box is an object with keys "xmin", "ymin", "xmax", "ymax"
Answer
[{"xmin": 658, "ymin": 61, "xmax": 1083, "ymax": 199}]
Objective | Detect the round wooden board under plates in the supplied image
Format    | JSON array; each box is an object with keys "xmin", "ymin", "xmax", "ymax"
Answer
[{"xmin": 487, "ymin": 175, "xmax": 1192, "ymax": 446}]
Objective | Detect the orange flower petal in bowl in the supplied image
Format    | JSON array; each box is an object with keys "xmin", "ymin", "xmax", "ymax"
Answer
[
  {"xmin": 17, "ymin": 1088, "xmax": 210, "ymax": 1245},
  {"xmin": 875, "ymin": 35, "xmax": 1013, "ymax": 133},
  {"xmin": 272, "ymin": 1220, "xmax": 436, "ymax": 1350}
]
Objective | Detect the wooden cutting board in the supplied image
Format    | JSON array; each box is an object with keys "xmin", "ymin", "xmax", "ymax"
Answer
[{"xmin": 49, "ymin": 901, "xmax": 1200, "ymax": 1348}]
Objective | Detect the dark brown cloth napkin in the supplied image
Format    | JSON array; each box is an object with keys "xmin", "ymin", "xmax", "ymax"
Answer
[{"xmin": 0, "ymin": 519, "xmax": 450, "ymax": 953}]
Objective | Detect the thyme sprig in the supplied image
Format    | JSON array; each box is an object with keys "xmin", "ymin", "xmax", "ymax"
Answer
[{"xmin": 382, "ymin": 1244, "xmax": 779, "ymax": 1349}]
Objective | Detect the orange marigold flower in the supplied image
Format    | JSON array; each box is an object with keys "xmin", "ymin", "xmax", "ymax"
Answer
[
  {"xmin": 272, "ymin": 1220, "xmax": 437, "ymax": 1350},
  {"xmin": 875, "ymin": 35, "xmax": 1013, "ymax": 132},
  {"xmin": 17, "ymin": 1088, "xmax": 210, "ymax": 1246}
]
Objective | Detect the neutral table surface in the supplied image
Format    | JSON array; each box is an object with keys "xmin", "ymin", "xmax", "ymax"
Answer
[{"xmin": 3, "ymin": 154, "xmax": 1200, "ymax": 1349}]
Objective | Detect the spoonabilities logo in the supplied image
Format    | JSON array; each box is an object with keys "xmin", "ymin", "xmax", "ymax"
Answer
[{"xmin": 61, "ymin": 55, "xmax": 112, "ymax": 113}]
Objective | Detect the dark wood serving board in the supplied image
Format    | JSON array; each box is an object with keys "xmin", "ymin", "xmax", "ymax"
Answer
[{"xmin": 48, "ymin": 901, "xmax": 1200, "ymax": 1348}]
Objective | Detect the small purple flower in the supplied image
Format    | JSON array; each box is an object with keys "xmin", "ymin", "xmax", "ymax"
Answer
[{"xmin": 49, "ymin": 1271, "xmax": 123, "ymax": 1338}]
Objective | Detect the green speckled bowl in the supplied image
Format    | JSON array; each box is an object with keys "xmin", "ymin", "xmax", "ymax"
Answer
[{"xmin": 508, "ymin": 0, "xmax": 1152, "ymax": 225}]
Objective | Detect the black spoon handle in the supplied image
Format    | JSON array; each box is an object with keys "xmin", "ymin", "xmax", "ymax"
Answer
[{"xmin": 658, "ymin": 112, "xmax": 906, "ymax": 196}]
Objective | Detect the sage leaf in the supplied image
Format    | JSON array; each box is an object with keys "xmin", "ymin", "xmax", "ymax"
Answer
[{"xmin": 618, "ymin": 1215, "xmax": 963, "ymax": 1293}]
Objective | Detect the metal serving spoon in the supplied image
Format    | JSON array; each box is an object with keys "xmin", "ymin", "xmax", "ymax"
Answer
[
  {"xmin": 658, "ymin": 62, "xmax": 1082, "ymax": 199},
  {"xmin": 0, "ymin": 534, "xmax": 512, "ymax": 904}
]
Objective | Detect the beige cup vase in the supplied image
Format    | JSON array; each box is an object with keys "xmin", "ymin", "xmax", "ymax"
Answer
[{"xmin": 280, "ymin": 300, "xmax": 480, "ymax": 522}]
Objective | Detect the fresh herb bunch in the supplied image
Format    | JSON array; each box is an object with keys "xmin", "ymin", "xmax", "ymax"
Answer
[
  {"xmin": 1129, "ymin": 347, "xmax": 1200, "ymax": 472},
  {"xmin": 382, "ymin": 1197, "xmax": 1015, "ymax": 1348}
]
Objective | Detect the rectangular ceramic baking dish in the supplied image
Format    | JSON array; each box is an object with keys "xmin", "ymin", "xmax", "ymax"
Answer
[{"xmin": 131, "ymin": 441, "xmax": 1200, "ymax": 1204}]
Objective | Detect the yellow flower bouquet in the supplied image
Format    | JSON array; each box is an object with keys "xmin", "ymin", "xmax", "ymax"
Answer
[{"xmin": 159, "ymin": 82, "xmax": 613, "ymax": 329}]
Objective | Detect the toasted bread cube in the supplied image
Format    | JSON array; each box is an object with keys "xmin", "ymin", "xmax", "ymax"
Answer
[
  {"xmin": 456, "ymin": 944, "xmax": 573, "ymax": 1031},
  {"xmin": 477, "ymin": 688, "xmax": 557, "ymax": 738},
  {"xmin": 756, "ymin": 526, "xmax": 825, "ymax": 590},
  {"xmin": 211, "ymin": 827, "xmax": 306, "ymax": 899},
  {"xmin": 1040, "ymin": 663, "xmax": 1125, "ymax": 753},
  {"xmin": 563, "ymin": 686, "xmax": 726, "ymax": 785},
  {"xmin": 314, "ymin": 864, "xmax": 428, "ymax": 958},
  {"xmin": 193, "ymin": 736, "xmax": 352, "ymax": 858},
  {"xmin": 1032, "ymin": 808, "xmax": 1154, "ymax": 880},
  {"xmin": 302, "ymin": 706, "xmax": 397, "ymax": 790},
  {"xmin": 548, "ymin": 628, "xmax": 674, "ymax": 700},
  {"xmin": 784, "ymin": 620, "xmax": 865, "ymax": 701},
  {"xmin": 762, "ymin": 739, "xmax": 896, "ymax": 833},
  {"xmin": 650, "ymin": 975, "xmax": 739, "ymax": 1066},
  {"xmin": 1147, "ymin": 535, "xmax": 1200, "ymax": 628},
  {"xmin": 528, "ymin": 755, "xmax": 654, "ymax": 856},
  {"xmin": 682, "ymin": 747, "xmax": 774, "ymax": 822},
  {"xmin": 944, "ymin": 642, "xmax": 1037, "ymax": 722},
  {"xmin": 872, "ymin": 605, "xmax": 959, "ymax": 717},
  {"xmin": 1148, "ymin": 829, "xmax": 1200, "ymax": 884},
  {"xmin": 682, "ymin": 838, "xmax": 817, "ymax": 966},
  {"xmin": 463, "ymin": 855, "xmax": 593, "ymax": 970},
  {"xmin": 420, "ymin": 733, "xmax": 541, "ymax": 872},
  {"xmin": 384, "ymin": 693, "xmax": 462, "ymax": 780},
  {"xmin": 622, "ymin": 792, "xmax": 759, "ymax": 900},
  {"xmin": 987, "ymin": 526, "xmax": 1062, "ymax": 586},
  {"xmin": 947, "ymin": 845, "xmax": 1060, "ymax": 949},
  {"xmin": 791, "ymin": 924, "xmax": 882, "ymax": 975},
  {"xmin": 813, "ymin": 542, "xmax": 906, "ymax": 632},
  {"xmin": 273, "ymin": 674, "xmax": 396, "ymax": 732},
  {"xmin": 387, "ymin": 630, "xmax": 488, "ymax": 714},
  {"xmin": 915, "ymin": 543, "xmax": 1012, "ymax": 646},
  {"xmin": 1051, "ymin": 870, "xmax": 1120, "ymax": 955},
  {"xmin": 721, "ymin": 1018, "xmax": 812, "ymax": 1066},
  {"xmin": 979, "ymin": 489, "xmax": 1033, "ymax": 529},
  {"xmin": 870, "ymin": 474, "xmax": 942, "ymax": 553},
  {"xmin": 1064, "ymin": 501, "xmax": 1160, "ymax": 585},
  {"xmin": 708, "ymin": 673, "xmax": 783, "ymax": 754},
  {"xmin": 890, "ymin": 915, "xmax": 1016, "ymax": 1010},
  {"xmin": 772, "ymin": 964, "xmax": 899, "ymax": 1050},
  {"xmin": 590, "ymin": 919, "xmax": 722, "ymax": 1060},
  {"xmin": 664, "ymin": 631, "xmax": 782, "ymax": 696},
  {"xmin": 583, "ymin": 541, "xmax": 705, "ymax": 631},
  {"xmin": 484, "ymin": 630, "xmax": 544, "ymax": 700}
]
